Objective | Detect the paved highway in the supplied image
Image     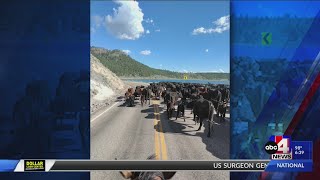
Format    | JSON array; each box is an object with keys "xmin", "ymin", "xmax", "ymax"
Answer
[{"xmin": 91, "ymin": 97, "xmax": 230, "ymax": 180}]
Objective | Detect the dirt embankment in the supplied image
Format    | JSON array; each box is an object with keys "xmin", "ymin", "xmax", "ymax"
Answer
[
  {"xmin": 90, "ymin": 54, "xmax": 125, "ymax": 113},
  {"xmin": 90, "ymin": 54, "xmax": 149, "ymax": 114}
]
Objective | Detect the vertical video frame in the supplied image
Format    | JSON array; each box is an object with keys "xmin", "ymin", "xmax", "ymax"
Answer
[{"xmin": 90, "ymin": 1, "xmax": 230, "ymax": 179}]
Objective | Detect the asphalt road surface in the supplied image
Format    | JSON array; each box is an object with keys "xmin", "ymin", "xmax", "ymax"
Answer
[{"xmin": 91, "ymin": 97, "xmax": 230, "ymax": 180}]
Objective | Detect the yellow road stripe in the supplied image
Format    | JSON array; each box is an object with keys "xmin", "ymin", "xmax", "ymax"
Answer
[
  {"xmin": 155, "ymin": 101, "xmax": 168, "ymax": 160},
  {"xmin": 153, "ymin": 101, "xmax": 161, "ymax": 160},
  {"xmin": 154, "ymin": 118, "xmax": 161, "ymax": 160},
  {"xmin": 159, "ymin": 121, "xmax": 168, "ymax": 160},
  {"xmin": 153, "ymin": 100, "xmax": 168, "ymax": 160},
  {"xmin": 153, "ymin": 100, "xmax": 160, "ymax": 105}
]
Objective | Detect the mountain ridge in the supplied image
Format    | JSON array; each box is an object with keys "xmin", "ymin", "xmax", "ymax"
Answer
[{"xmin": 91, "ymin": 47, "xmax": 229, "ymax": 80}]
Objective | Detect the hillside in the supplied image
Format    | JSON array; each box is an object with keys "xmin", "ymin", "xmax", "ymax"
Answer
[
  {"xmin": 91, "ymin": 47, "xmax": 229, "ymax": 80},
  {"xmin": 90, "ymin": 54, "xmax": 125, "ymax": 113}
]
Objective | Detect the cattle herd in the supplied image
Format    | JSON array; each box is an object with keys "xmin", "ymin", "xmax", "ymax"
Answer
[{"xmin": 124, "ymin": 82, "xmax": 230, "ymax": 137}]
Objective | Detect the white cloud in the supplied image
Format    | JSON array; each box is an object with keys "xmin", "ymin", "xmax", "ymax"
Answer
[
  {"xmin": 145, "ymin": 18, "xmax": 154, "ymax": 24},
  {"xmin": 122, "ymin": 49, "xmax": 131, "ymax": 54},
  {"xmin": 91, "ymin": 15, "xmax": 103, "ymax": 33},
  {"xmin": 205, "ymin": 49, "xmax": 209, "ymax": 52},
  {"xmin": 91, "ymin": 15, "xmax": 103, "ymax": 27},
  {"xmin": 219, "ymin": 69, "xmax": 225, "ymax": 73},
  {"xmin": 155, "ymin": 29, "xmax": 160, "ymax": 32},
  {"xmin": 140, "ymin": 50, "xmax": 151, "ymax": 55},
  {"xmin": 192, "ymin": 27, "xmax": 206, "ymax": 35},
  {"xmin": 214, "ymin": 15, "xmax": 230, "ymax": 28},
  {"xmin": 105, "ymin": 0, "xmax": 145, "ymax": 40},
  {"xmin": 192, "ymin": 15, "xmax": 230, "ymax": 35},
  {"xmin": 146, "ymin": 30, "xmax": 150, "ymax": 34}
]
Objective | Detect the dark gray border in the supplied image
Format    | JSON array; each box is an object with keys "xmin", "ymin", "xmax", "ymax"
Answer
[{"xmin": 51, "ymin": 160, "xmax": 270, "ymax": 171}]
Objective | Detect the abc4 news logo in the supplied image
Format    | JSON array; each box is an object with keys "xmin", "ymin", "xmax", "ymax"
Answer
[{"xmin": 264, "ymin": 137, "xmax": 292, "ymax": 160}]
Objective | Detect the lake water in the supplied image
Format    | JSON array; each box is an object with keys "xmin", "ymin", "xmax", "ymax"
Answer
[{"xmin": 122, "ymin": 79, "xmax": 230, "ymax": 85}]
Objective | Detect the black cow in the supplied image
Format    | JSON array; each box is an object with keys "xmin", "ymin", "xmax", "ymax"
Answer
[
  {"xmin": 126, "ymin": 95, "xmax": 135, "ymax": 107},
  {"xmin": 175, "ymin": 101, "xmax": 185, "ymax": 121},
  {"xmin": 166, "ymin": 91, "xmax": 179, "ymax": 119},
  {"xmin": 141, "ymin": 88, "xmax": 151, "ymax": 106},
  {"xmin": 166, "ymin": 101, "xmax": 175, "ymax": 119},
  {"xmin": 221, "ymin": 88, "xmax": 230, "ymax": 103},
  {"xmin": 134, "ymin": 86, "xmax": 141, "ymax": 97},
  {"xmin": 217, "ymin": 101, "xmax": 227, "ymax": 122},
  {"xmin": 211, "ymin": 89, "xmax": 222, "ymax": 112},
  {"xmin": 153, "ymin": 85, "xmax": 162, "ymax": 99},
  {"xmin": 192, "ymin": 96, "xmax": 213, "ymax": 133}
]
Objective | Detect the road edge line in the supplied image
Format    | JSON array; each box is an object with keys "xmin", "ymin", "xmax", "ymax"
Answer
[{"xmin": 91, "ymin": 101, "xmax": 120, "ymax": 123}]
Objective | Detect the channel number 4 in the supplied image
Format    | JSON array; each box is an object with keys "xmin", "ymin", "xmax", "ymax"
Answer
[{"xmin": 277, "ymin": 138, "xmax": 290, "ymax": 154}]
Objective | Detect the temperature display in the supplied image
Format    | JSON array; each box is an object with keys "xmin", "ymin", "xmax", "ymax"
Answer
[{"xmin": 291, "ymin": 141, "xmax": 312, "ymax": 160}]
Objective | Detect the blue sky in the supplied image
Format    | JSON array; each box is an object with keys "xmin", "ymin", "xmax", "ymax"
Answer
[{"xmin": 91, "ymin": 1, "xmax": 230, "ymax": 73}]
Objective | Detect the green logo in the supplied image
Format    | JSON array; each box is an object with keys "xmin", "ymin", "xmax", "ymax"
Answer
[{"xmin": 262, "ymin": 32, "xmax": 272, "ymax": 45}]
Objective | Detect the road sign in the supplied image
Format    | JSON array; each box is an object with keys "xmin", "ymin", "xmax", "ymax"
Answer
[{"xmin": 262, "ymin": 32, "xmax": 272, "ymax": 45}]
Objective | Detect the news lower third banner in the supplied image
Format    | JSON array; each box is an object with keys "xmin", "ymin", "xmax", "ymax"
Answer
[{"xmin": 0, "ymin": 160, "xmax": 313, "ymax": 172}]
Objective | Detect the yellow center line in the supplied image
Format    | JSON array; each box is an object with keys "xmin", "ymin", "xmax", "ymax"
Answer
[
  {"xmin": 152, "ymin": 100, "xmax": 168, "ymax": 160},
  {"xmin": 153, "ymin": 101, "xmax": 161, "ymax": 160},
  {"xmin": 157, "ymin": 107, "xmax": 168, "ymax": 160},
  {"xmin": 154, "ymin": 120, "xmax": 161, "ymax": 160}
]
